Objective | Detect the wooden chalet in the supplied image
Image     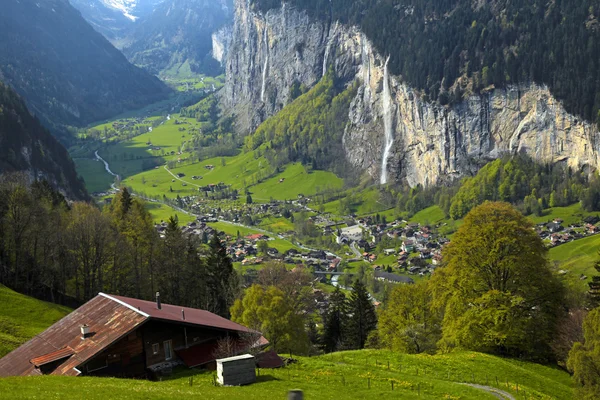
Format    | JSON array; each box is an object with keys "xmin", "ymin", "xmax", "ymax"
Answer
[{"xmin": 0, "ymin": 293, "xmax": 267, "ymax": 379}]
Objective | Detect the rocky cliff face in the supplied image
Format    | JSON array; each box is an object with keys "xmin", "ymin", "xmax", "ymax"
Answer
[{"xmin": 223, "ymin": 0, "xmax": 600, "ymax": 187}]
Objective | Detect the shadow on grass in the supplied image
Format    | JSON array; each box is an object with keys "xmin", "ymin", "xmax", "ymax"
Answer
[{"xmin": 255, "ymin": 375, "xmax": 281, "ymax": 383}]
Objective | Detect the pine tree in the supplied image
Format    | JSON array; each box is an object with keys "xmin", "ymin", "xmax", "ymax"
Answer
[
  {"xmin": 322, "ymin": 287, "xmax": 348, "ymax": 352},
  {"xmin": 120, "ymin": 187, "xmax": 133, "ymax": 216},
  {"xmin": 206, "ymin": 233, "xmax": 238, "ymax": 318},
  {"xmin": 346, "ymin": 280, "xmax": 377, "ymax": 349},
  {"xmin": 246, "ymin": 194, "xmax": 253, "ymax": 204}
]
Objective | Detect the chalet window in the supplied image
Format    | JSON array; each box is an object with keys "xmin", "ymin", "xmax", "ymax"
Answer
[
  {"xmin": 152, "ymin": 343, "xmax": 160, "ymax": 355},
  {"xmin": 164, "ymin": 340, "xmax": 173, "ymax": 361},
  {"xmin": 86, "ymin": 357, "xmax": 108, "ymax": 373}
]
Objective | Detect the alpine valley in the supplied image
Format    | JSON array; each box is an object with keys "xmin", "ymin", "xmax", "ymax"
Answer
[{"xmin": 4, "ymin": 0, "xmax": 600, "ymax": 399}]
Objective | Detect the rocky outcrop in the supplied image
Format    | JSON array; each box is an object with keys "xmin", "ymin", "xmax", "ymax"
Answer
[
  {"xmin": 223, "ymin": 0, "xmax": 600, "ymax": 187},
  {"xmin": 212, "ymin": 26, "xmax": 233, "ymax": 66}
]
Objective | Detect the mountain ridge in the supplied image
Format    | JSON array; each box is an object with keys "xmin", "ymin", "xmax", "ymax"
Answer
[
  {"xmin": 0, "ymin": 81, "xmax": 88, "ymax": 200},
  {"xmin": 0, "ymin": 0, "xmax": 170, "ymax": 142}
]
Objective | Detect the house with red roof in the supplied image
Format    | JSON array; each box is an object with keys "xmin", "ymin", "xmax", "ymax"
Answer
[{"xmin": 0, "ymin": 293, "xmax": 267, "ymax": 379}]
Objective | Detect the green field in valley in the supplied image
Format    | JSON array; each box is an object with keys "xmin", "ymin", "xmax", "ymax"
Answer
[
  {"xmin": 208, "ymin": 222, "xmax": 299, "ymax": 254},
  {"xmin": 74, "ymin": 158, "xmax": 114, "ymax": 194},
  {"xmin": 0, "ymin": 285, "xmax": 70, "ymax": 358},
  {"xmin": 0, "ymin": 350, "xmax": 572, "ymax": 399},
  {"xmin": 145, "ymin": 202, "xmax": 196, "ymax": 225}
]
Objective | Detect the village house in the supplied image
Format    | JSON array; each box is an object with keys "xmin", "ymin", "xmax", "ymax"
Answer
[
  {"xmin": 402, "ymin": 239, "xmax": 415, "ymax": 253},
  {"xmin": 337, "ymin": 225, "xmax": 363, "ymax": 244},
  {"xmin": 0, "ymin": 293, "xmax": 266, "ymax": 379}
]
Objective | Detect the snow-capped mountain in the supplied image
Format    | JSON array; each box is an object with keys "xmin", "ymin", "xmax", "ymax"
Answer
[
  {"xmin": 96, "ymin": 0, "xmax": 164, "ymax": 21},
  {"xmin": 69, "ymin": 0, "xmax": 165, "ymax": 41},
  {"xmin": 100, "ymin": 0, "xmax": 139, "ymax": 21},
  {"xmin": 70, "ymin": 0, "xmax": 234, "ymax": 77}
]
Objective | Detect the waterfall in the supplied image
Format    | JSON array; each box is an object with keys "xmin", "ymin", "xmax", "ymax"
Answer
[
  {"xmin": 260, "ymin": 28, "xmax": 269, "ymax": 103},
  {"xmin": 380, "ymin": 56, "xmax": 394, "ymax": 185},
  {"xmin": 323, "ymin": 23, "xmax": 335, "ymax": 77}
]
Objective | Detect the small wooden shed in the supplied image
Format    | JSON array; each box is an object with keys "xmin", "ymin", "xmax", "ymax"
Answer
[{"xmin": 216, "ymin": 354, "xmax": 256, "ymax": 386}]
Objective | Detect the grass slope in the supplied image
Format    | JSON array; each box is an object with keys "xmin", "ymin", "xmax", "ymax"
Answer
[
  {"xmin": 0, "ymin": 350, "xmax": 572, "ymax": 399},
  {"xmin": 0, "ymin": 285, "xmax": 70, "ymax": 358},
  {"xmin": 145, "ymin": 202, "xmax": 196, "ymax": 225}
]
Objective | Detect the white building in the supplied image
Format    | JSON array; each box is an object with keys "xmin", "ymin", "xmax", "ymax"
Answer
[{"xmin": 337, "ymin": 225, "xmax": 363, "ymax": 244}]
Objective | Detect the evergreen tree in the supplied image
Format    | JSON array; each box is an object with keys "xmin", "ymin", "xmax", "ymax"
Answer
[
  {"xmin": 206, "ymin": 233, "xmax": 238, "ymax": 318},
  {"xmin": 246, "ymin": 194, "xmax": 253, "ymax": 204},
  {"xmin": 120, "ymin": 187, "xmax": 133, "ymax": 216},
  {"xmin": 322, "ymin": 287, "xmax": 348, "ymax": 352},
  {"xmin": 346, "ymin": 280, "xmax": 377, "ymax": 349}
]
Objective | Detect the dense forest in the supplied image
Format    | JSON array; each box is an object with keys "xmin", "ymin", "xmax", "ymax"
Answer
[
  {"xmin": 0, "ymin": 82, "xmax": 87, "ymax": 200},
  {"xmin": 252, "ymin": 0, "xmax": 600, "ymax": 127},
  {"xmin": 0, "ymin": 0, "xmax": 170, "ymax": 142},
  {"xmin": 0, "ymin": 180, "xmax": 238, "ymax": 318}
]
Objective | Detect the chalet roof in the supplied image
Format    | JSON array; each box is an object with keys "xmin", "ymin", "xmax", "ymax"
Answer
[
  {"xmin": 108, "ymin": 294, "xmax": 252, "ymax": 334},
  {"xmin": 0, "ymin": 293, "xmax": 256, "ymax": 378},
  {"xmin": 0, "ymin": 294, "xmax": 147, "ymax": 377}
]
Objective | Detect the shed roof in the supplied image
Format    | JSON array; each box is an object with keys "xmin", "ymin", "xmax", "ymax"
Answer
[{"xmin": 30, "ymin": 347, "xmax": 75, "ymax": 367}]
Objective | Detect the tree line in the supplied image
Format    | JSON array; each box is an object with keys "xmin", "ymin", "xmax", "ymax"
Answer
[
  {"xmin": 385, "ymin": 154, "xmax": 598, "ymax": 220},
  {"xmin": 230, "ymin": 261, "xmax": 378, "ymax": 356},
  {"xmin": 0, "ymin": 175, "xmax": 238, "ymax": 318}
]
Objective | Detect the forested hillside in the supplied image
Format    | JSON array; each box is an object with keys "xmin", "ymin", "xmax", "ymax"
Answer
[
  {"xmin": 252, "ymin": 0, "xmax": 600, "ymax": 127},
  {"xmin": 0, "ymin": 82, "xmax": 87, "ymax": 200},
  {"xmin": 0, "ymin": 0, "xmax": 170, "ymax": 142},
  {"xmin": 244, "ymin": 71, "xmax": 359, "ymax": 180}
]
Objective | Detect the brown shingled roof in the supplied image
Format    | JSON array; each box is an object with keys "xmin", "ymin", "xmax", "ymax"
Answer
[
  {"xmin": 108, "ymin": 294, "xmax": 253, "ymax": 333},
  {"xmin": 0, "ymin": 293, "xmax": 261, "ymax": 377},
  {"xmin": 0, "ymin": 294, "xmax": 147, "ymax": 377}
]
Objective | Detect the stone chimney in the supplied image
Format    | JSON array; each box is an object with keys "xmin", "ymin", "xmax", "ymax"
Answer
[{"xmin": 156, "ymin": 292, "xmax": 161, "ymax": 310}]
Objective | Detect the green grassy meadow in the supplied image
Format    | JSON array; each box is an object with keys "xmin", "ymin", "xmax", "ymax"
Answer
[
  {"xmin": 74, "ymin": 158, "xmax": 114, "ymax": 194},
  {"xmin": 0, "ymin": 350, "xmax": 572, "ymax": 399},
  {"xmin": 145, "ymin": 202, "xmax": 196, "ymax": 225},
  {"xmin": 0, "ymin": 285, "xmax": 70, "ymax": 358}
]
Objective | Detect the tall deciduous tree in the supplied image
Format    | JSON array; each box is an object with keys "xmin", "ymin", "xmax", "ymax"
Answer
[
  {"xmin": 346, "ymin": 280, "xmax": 377, "ymax": 350},
  {"xmin": 430, "ymin": 201, "xmax": 564, "ymax": 359},
  {"xmin": 230, "ymin": 285, "xmax": 309, "ymax": 354},
  {"xmin": 378, "ymin": 282, "xmax": 441, "ymax": 354}
]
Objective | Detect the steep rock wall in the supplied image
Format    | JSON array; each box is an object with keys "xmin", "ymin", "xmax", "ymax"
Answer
[{"xmin": 223, "ymin": 0, "xmax": 600, "ymax": 187}]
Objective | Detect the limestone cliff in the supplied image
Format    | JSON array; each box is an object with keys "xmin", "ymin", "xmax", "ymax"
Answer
[{"xmin": 222, "ymin": 0, "xmax": 600, "ymax": 187}]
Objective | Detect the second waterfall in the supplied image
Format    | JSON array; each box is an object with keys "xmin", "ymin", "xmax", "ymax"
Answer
[
  {"xmin": 260, "ymin": 28, "xmax": 269, "ymax": 103},
  {"xmin": 380, "ymin": 56, "xmax": 394, "ymax": 185}
]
